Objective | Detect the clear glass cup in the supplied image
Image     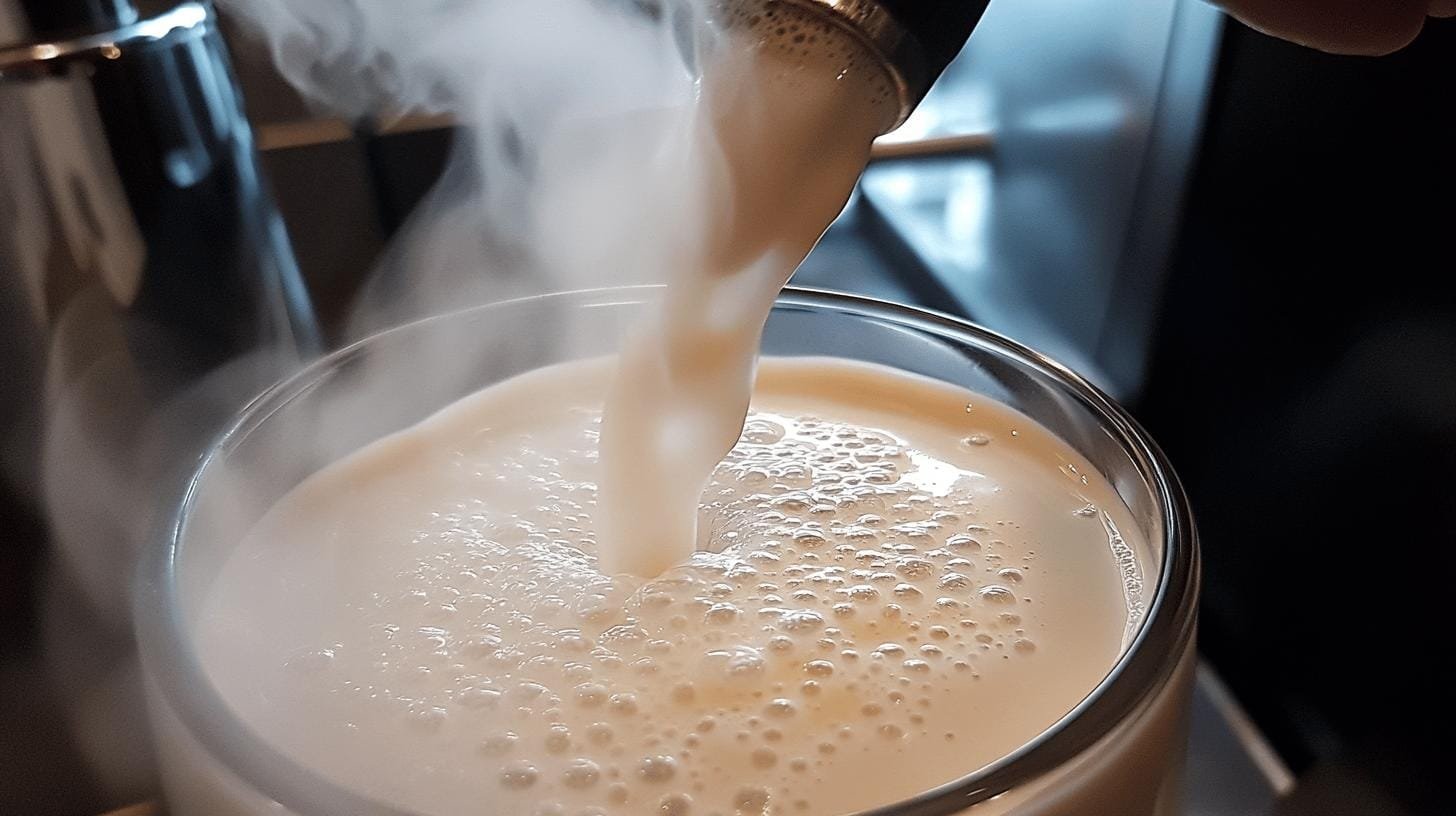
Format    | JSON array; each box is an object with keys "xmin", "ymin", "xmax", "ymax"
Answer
[{"xmin": 135, "ymin": 286, "xmax": 1199, "ymax": 816}]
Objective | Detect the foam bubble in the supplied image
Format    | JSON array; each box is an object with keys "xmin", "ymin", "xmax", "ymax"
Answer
[
  {"xmin": 636, "ymin": 755, "xmax": 676, "ymax": 783},
  {"xmin": 734, "ymin": 787, "xmax": 771, "ymax": 813},
  {"xmin": 561, "ymin": 758, "xmax": 602, "ymax": 788},
  {"xmin": 765, "ymin": 698, "xmax": 796, "ymax": 718},
  {"xmin": 499, "ymin": 761, "xmax": 539, "ymax": 789},
  {"xmin": 979, "ymin": 586, "xmax": 1018, "ymax": 605},
  {"xmin": 204, "ymin": 374, "xmax": 1152, "ymax": 816},
  {"xmin": 545, "ymin": 724, "xmax": 571, "ymax": 754},
  {"xmin": 481, "ymin": 732, "xmax": 519, "ymax": 757}
]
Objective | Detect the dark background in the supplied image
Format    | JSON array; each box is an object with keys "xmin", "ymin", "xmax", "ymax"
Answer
[{"xmin": 1141, "ymin": 16, "xmax": 1455, "ymax": 816}]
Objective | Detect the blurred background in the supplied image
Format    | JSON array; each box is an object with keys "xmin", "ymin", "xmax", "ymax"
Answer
[{"xmin": 2, "ymin": 0, "xmax": 1452, "ymax": 814}]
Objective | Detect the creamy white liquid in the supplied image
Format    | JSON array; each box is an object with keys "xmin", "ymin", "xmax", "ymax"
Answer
[
  {"xmin": 596, "ymin": 2, "xmax": 897, "ymax": 576},
  {"xmin": 174, "ymin": 6, "xmax": 1187, "ymax": 816},
  {"xmin": 197, "ymin": 356, "xmax": 1148, "ymax": 816}
]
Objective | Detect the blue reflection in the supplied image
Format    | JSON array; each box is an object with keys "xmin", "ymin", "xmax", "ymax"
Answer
[{"xmin": 858, "ymin": 0, "xmax": 1223, "ymax": 399}]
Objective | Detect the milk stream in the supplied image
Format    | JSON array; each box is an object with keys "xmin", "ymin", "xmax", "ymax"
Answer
[
  {"xmin": 197, "ymin": 357, "xmax": 1149, "ymax": 816},
  {"xmin": 596, "ymin": 2, "xmax": 897, "ymax": 576}
]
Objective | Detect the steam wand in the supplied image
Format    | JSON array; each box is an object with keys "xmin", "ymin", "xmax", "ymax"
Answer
[{"xmin": 753, "ymin": 0, "xmax": 992, "ymax": 131}]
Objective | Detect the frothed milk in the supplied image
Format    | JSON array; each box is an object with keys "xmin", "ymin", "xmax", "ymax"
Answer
[
  {"xmin": 174, "ymin": 4, "xmax": 1190, "ymax": 815},
  {"xmin": 197, "ymin": 357, "xmax": 1150, "ymax": 815}
]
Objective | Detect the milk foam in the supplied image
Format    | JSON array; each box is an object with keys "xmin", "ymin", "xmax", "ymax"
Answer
[{"xmin": 197, "ymin": 357, "xmax": 1146, "ymax": 816}]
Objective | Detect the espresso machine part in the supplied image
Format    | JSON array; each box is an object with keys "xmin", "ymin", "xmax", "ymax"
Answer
[
  {"xmin": 0, "ymin": 0, "xmax": 320, "ymax": 369},
  {"xmin": 0, "ymin": 1, "xmax": 318, "ymax": 803},
  {"xmin": 771, "ymin": 0, "xmax": 992, "ymax": 129}
]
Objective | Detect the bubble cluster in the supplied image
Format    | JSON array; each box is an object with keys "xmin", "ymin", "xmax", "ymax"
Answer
[
  {"xmin": 213, "ymin": 363, "xmax": 1151, "ymax": 816},
  {"xmin": 319, "ymin": 408, "xmax": 1052, "ymax": 814}
]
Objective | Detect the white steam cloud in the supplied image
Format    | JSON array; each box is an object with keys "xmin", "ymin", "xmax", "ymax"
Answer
[{"xmin": 222, "ymin": 0, "xmax": 725, "ymax": 336}]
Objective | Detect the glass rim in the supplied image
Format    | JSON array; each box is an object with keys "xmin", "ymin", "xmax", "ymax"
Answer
[{"xmin": 135, "ymin": 285, "xmax": 1199, "ymax": 816}]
